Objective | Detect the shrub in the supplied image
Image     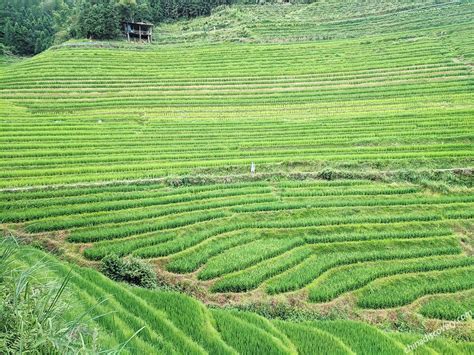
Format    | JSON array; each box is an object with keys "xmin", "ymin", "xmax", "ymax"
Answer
[{"xmin": 101, "ymin": 254, "xmax": 158, "ymax": 289}]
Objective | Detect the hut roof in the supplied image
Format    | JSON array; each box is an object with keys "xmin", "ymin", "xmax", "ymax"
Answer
[{"xmin": 124, "ymin": 21, "xmax": 154, "ymax": 27}]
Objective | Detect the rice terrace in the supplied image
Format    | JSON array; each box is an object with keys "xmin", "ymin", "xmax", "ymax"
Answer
[{"xmin": 0, "ymin": 0, "xmax": 473, "ymax": 353}]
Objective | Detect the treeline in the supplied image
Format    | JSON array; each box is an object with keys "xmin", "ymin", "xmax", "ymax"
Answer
[
  {"xmin": 74, "ymin": 0, "xmax": 235, "ymax": 39},
  {"xmin": 0, "ymin": 0, "xmax": 234, "ymax": 56},
  {"xmin": 0, "ymin": 0, "xmax": 72, "ymax": 56}
]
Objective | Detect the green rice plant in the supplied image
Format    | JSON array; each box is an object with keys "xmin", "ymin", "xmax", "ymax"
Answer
[
  {"xmin": 281, "ymin": 186, "xmax": 420, "ymax": 198},
  {"xmin": 68, "ymin": 210, "xmax": 228, "ymax": 243},
  {"xmin": 453, "ymin": 342, "xmax": 474, "ymax": 354},
  {"xmin": 309, "ymin": 320, "xmax": 406, "ymax": 354},
  {"xmin": 426, "ymin": 338, "xmax": 473, "ymax": 355},
  {"xmin": 250, "ymin": 208, "xmax": 474, "ymax": 230},
  {"xmin": 131, "ymin": 221, "xmax": 240, "ymax": 258},
  {"xmin": 231, "ymin": 312, "xmax": 298, "ymax": 353},
  {"xmin": 123, "ymin": 206, "xmax": 472, "ymax": 259},
  {"xmin": 166, "ymin": 230, "xmax": 262, "ymax": 273},
  {"xmin": 211, "ymin": 247, "xmax": 313, "ymax": 293},
  {"xmin": 273, "ymin": 321, "xmax": 354, "ymax": 355},
  {"xmin": 302, "ymin": 224, "xmax": 453, "ymax": 244},
  {"xmin": 234, "ymin": 194, "xmax": 474, "ymax": 214},
  {"xmin": 0, "ymin": 182, "xmax": 165, "ymax": 203},
  {"xmin": 210, "ymin": 309, "xmax": 292, "ymax": 355},
  {"xmin": 7, "ymin": 238, "xmax": 472, "ymax": 354},
  {"xmin": 308, "ymin": 255, "xmax": 474, "ymax": 302},
  {"xmin": 388, "ymin": 333, "xmax": 438, "ymax": 355},
  {"xmin": 38, "ymin": 257, "xmax": 207, "ymax": 354},
  {"xmin": 265, "ymin": 237, "xmax": 461, "ymax": 294},
  {"xmin": 13, "ymin": 186, "xmax": 269, "ymax": 225},
  {"xmin": 15, "ymin": 247, "xmax": 175, "ymax": 353},
  {"xmin": 84, "ymin": 232, "xmax": 176, "ymax": 260},
  {"xmin": 2, "ymin": 7, "xmax": 474, "ymax": 187},
  {"xmin": 131, "ymin": 289, "xmax": 236, "ymax": 355},
  {"xmin": 1, "ymin": 5, "xmax": 474, "ymax": 352},
  {"xmin": 198, "ymin": 237, "xmax": 304, "ymax": 280},
  {"xmin": 24, "ymin": 194, "xmax": 275, "ymax": 232},
  {"xmin": 402, "ymin": 334, "xmax": 474, "ymax": 354},
  {"xmin": 418, "ymin": 291, "xmax": 474, "ymax": 321},
  {"xmin": 356, "ymin": 266, "xmax": 474, "ymax": 308}
]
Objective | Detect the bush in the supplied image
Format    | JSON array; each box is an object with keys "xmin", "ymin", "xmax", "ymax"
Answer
[
  {"xmin": 0, "ymin": 43, "xmax": 12, "ymax": 56},
  {"xmin": 101, "ymin": 254, "xmax": 158, "ymax": 289}
]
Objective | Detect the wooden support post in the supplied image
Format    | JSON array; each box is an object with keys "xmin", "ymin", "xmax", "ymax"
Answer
[{"xmin": 139, "ymin": 24, "xmax": 141, "ymax": 41}]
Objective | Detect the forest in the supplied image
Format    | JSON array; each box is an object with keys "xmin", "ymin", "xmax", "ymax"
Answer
[{"xmin": 0, "ymin": 0, "xmax": 237, "ymax": 55}]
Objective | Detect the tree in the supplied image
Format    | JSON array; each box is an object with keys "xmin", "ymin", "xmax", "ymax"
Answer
[
  {"xmin": 0, "ymin": 0, "xmax": 64, "ymax": 55},
  {"xmin": 75, "ymin": 0, "xmax": 120, "ymax": 39}
]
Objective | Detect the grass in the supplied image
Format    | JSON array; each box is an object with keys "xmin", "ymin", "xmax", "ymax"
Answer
[
  {"xmin": 310, "ymin": 320, "xmax": 406, "ymax": 355},
  {"xmin": 356, "ymin": 266, "xmax": 474, "ymax": 308},
  {"xmin": 418, "ymin": 291, "xmax": 474, "ymax": 321},
  {"xmin": 3, "ymin": 179, "xmax": 473, "ymax": 309},
  {"xmin": 273, "ymin": 321, "xmax": 354, "ymax": 355},
  {"xmin": 197, "ymin": 236, "xmax": 303, "ymax": 280},
  {"xmin": 210, "ymin": 246, "xmax": 313, "ymax": 293},
  {"xmin": 1, "ymin": 0, "xmax": 473, "ymax": 352},
  {"xmin": 308, "ymin": 255, "xmax": 474, "ymax": 303},
  {"xmin": 265, "ymin": 236, "xmax": 462, "ymax": 294}
]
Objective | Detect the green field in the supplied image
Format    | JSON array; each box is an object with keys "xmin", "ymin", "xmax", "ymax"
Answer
[
  {"xmin": 1, "ymin": 0, "xmax": 473, "ymax": 353},
  {"xmin": 3, "ymin": 242, "xmax": 473, "ymax": 354}
]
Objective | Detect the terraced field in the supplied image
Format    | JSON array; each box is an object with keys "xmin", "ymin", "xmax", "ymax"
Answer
[
  {"xmin": 158, "ymin": 0, "xmax": 474, "ymax": 45},
  {"xmin": 0, "ymin": 2, "xmax": 473, "ymax": 188},
  {"xmin": 1, "ymin": 0, "xmax": 473, "ymax": 353},
  {"xmin": 4, "ymin": 243, "xmax": 473, "ymax": 354},
  {"xmin": 3, "ymin": 178, "xmax": 473, "ymax": 313}
]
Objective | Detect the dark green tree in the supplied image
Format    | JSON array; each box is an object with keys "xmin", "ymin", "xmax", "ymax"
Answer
[
  {"xmin": 75, "ymin": 0, "xmax": 120, "ymax": 39},
  {"xmin": 0, "ymin": 0, "xmax": 68, "ymax": 55}
]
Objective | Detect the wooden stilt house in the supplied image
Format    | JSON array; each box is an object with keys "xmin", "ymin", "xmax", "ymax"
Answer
[{"xmin": 123, "ymin": 21, "xmax": 154, "ymax": 42}]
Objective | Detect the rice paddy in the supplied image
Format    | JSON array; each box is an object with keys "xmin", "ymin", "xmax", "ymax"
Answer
[
  {"xmin": 3, "ymin": 243, "xmax": 472, "ymax": 354},
  {"xmin": 1, "ymin": 0, "xmax": 473, "ymax": 353}
]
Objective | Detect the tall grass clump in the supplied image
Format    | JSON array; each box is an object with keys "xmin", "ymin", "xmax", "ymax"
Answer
[{"xmin": 0, "ymin": 238, "xmax": 98, "ymax": 353}]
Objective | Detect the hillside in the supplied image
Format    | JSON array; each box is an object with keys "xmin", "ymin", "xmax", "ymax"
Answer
[
  {"xmin": 156, "ymin": 0, "xmax": 474, "ymax": 44},
  {"xmin": 3, "ymin": 241, "xmax": 473, "ymax": 354},
  {"xmin": 1, "ymin": 0, "xmax": 473, "ymax": 353}
]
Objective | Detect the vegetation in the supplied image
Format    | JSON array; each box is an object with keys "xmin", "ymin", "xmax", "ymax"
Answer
[
  {"xmin": 2, "ymin": 177, "xmax": 472, "ymax": 304},
  {"xmin": 0, "ymin": 239, "xmax": 99, "ymax": 353},
  {"xmin": 308, "ymin": 256, "xmax": 474, "ymax": 303},
  {"xmin": 356, "ymin": 266, "xmax": 474, "ymax": 309},
  {"xmin": 1, "ymin": 0, "xmax": 473, "ymax": 352},
  {"xmin": 0, "ymin": 0, "xmax": 67, "ymax": 56},
  {"xmin": 0, "ymin": 0, "xmax": 236, "ymax": 55},
  {"xmin": 419, "ymin": 291, "xmax": 474, "ymax": 321},
  {"xmin": 101, "ymin": 253, "xmax": 158, "ymax": 288},
  {"xmin": 2, "ymin": 240, "xmax": 470, "ymax": 354}
]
